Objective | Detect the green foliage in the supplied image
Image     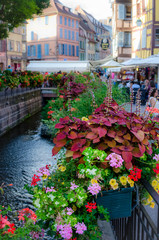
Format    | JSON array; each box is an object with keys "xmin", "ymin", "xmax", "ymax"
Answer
[{"xmin": 0, "ymin": 0, "xmax": 50, "ymax": 39}]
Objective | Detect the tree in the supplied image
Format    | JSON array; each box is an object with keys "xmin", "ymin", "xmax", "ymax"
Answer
[{"xmin": 0, "ymin": 0, "xmax": 50, "ymax": 39}]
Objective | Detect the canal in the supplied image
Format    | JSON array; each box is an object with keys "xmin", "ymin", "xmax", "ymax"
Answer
[{"xmin": 0, "ymin": 112, "xmax": 55, "ymax": 211}]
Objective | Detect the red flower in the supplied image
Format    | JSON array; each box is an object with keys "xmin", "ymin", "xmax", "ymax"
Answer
[
  {"xmin": 153, "ymin": 164, "xmax": 159, "ymax": 174},
  {"xmin": 59, "ymin": 95, "xmax": 64, "ymax": 98},
  {"xmin": 8, "ymin": 223, "xmax": 16, "ymax": 234},
  {"xmin": 128, "ymin": 167, "xmax": 142, "ymax": 182},
  {"xmin": 31, "ymin": 174, "xmax": 41, "ymax": 186},
  {"xmin": 48, "ymin": 110, "xmax": 54, "ymax": 115},
  {"xmin": 85, "ymin": 202, "xmax": 97, "ymax": 213}
]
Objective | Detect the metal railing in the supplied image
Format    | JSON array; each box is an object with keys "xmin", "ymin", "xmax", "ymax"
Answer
[{"xmin": 111, "ymin": 179, "xmax": 159, "ymax": 240}]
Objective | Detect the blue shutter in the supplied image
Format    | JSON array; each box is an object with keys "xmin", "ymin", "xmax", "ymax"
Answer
[
  {"xmin": 65, "ymin": 29, "xmax": 67, "ymax": 39},
  {"xmin": 31, "ymin": 31, "xmax": 34, "ymax": 40},
  {"xmin": 76, "ymin": 32, "xmax": 79, "ymax": 41},
  {"xmin": 37, "ymin": 44, "xmax": 41, "ymax": 59},
  {"xmin": 45, "ymin": 16, "xmax": 49, "ymax": 25},
  {"xmin": 27, "ymin": 46, "xmax": 30, "ymax": 56},
  {"xmin": 62, "ymin": 44, "xmax": 64, "ymax": 55},
  {"xmin": 68, "ymin": 30, "xmax": 71, "ymax": 40},
  {"xmin": 72, "ymin": 45, "xmax": 75, "ymax": 56},
  {"xmin": 72, "ymin": 31, "xmax": 74, "ymax": 40},
  {"xmin": 33, "ymin": 45, "xmax": 36, "ymax": 56},
  {"xmin": 76, "ymin": 46, "xmax": 79, "ymax": 57},
  {"xmin": 118, "ymin": 32, "xmax": 124, "ymax": 47},
  {"xmin": 118, "ymin": 4, "xmax": 125, "ymax": 20},
  {"xmin": 64, "ymin": 17, "xmax": 67, "ymax": 25},
  {"xmin": 60, "ymin": 28, "xmax": 63, "ymax": 38},
  {"xmin": 64, "ymin": 44, "xmax": 67, "ymax": 55},
  {"xmin": 60, "ymin": 16, "xmax": 62, "ymax": 24},
  {"xmin": 58, "ymin": 44, "xmax": 61, "ymax": 55},
  {"xmin": 76, "ymin": 21, "xmax": 78, "ymax": 28},
  {"xmin": 72, "ymin": 19, "xmax": 74, "ymax": 27},
  {"xmin": 69, "ymin": 45, "xmax": 71, "ymax": 56},
  {"xmin": 45, "ymin": 44, "xmax": 49, "ymax": 55},
  {"xmin": 68, "ymin": 18, "xmax": 71, "ymax": 26}
]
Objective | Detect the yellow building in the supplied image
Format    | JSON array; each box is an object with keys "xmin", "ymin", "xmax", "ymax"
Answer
[{"xmin": 132, "ymin": 0, "xmax": 159, "ymax": 58}]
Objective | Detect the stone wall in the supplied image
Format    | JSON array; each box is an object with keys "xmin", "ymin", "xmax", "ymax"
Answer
[{"xmin": 0, "ymin": 89, "xmax": 42, "ymax": 136}]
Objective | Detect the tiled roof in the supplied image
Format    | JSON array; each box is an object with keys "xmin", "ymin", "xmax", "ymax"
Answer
[
  {"xmin": 55, "ymin": 1, "xmax": 80, "ymax": 19},
  {"xmin": 79, "ymin": 20, "xmax": 95, "ymax": 33}
]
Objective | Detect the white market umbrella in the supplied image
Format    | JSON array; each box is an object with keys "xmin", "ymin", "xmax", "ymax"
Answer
[
  {"xmin": 141, "ymin": 54, "xmax": 159, "ymax": 66},
  {"xmin": 122, "ymin": 57, "xmax": 143, "ymax": 66},
  {"xmin": 101, "ymin": 60, "xmax": 122, "ymax": 68}
]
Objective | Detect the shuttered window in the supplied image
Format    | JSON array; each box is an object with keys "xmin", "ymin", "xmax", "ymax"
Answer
[
  {"xmin": 69, "ymin": 45, "xmax": 71, "ymax": 56},
  {"xmin": 68, "ymin": 30, "xmax": 71, "ymax": 40},
  {"xmin": 37, "ymin": 44, "xmax": 42, "ymax": 59},
  {"xmin": 142, "ymin": 28, "xmax": 147, "ymax": 48},
  {"xmin": 60, "ymin": 28, "xmax": 63, "ymax": 38},
  {"xmin": 27, "ymin": 46, "xmax": 31, "ymax": 56},
  {"xmin": 76, "ymin": 46, "xmax": 79, "ymax": 57},
  {"xmin": 64, "ymin": 29, "xmax": 67, "ymax": 39},
  {"xmin": 118, "ymin": 32, "xmax": 124, "ymax": 47},
  {"xmin": 118, "ymin": 4, "xmax": 125, "ymax": 20},
  {"xmin": 64, "ymin": 44, "xmax": 67, "ymax": 55},
  {"xmin": 45, "ymin": 44, "xmax": 49, "ymax": 55}
]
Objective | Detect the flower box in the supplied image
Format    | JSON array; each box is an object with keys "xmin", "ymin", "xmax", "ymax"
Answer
[{"xmin": 96, "ymin": 187, "xmax": 134, "ymax": 220}]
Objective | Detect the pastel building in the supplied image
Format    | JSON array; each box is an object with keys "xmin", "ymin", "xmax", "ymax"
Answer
[
  {"xmin": 132, "ymin": 0, "xmax": 159, "ymax": 58},
  {"xmin": 27, "ymin": 0, "xmax": 80, "ymax": 62}
]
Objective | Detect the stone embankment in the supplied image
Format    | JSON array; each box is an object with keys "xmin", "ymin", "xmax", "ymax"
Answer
[{"xmin": 0, "ymin": 89, "xmax": 42, "ymax": 136}]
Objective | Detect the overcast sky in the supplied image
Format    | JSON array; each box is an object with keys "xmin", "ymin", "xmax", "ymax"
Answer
[{"xmin": 60, "ymin": 0, "xmax": 112, "ymax": 20}]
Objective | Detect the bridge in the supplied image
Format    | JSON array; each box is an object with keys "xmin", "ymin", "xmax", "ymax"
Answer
[{"xmin": 41, "ymin": 87, "xmax": 58, "ymax": 104}]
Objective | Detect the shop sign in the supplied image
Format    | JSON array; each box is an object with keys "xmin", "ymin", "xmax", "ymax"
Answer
[{"xmin": 101, "ymin": 38, "xmax": 109, "ymax": 50}]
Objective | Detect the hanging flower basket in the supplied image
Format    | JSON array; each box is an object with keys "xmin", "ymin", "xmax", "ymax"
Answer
[{"xmin": 96, "ymin": 187, "xmax": 135, "ymax": 220}]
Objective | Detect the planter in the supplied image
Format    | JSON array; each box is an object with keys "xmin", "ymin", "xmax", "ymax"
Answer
[{"xmin": 96, "ymin": 187, "xmax": 134, "ymax": 220}]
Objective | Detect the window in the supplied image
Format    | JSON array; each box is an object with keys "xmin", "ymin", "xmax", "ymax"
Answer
[
  {"xmin": 60, "ymin": 28, "xmax": 63, "ymax": 38},
  {"xmin": 125, "ymin": 5, "xmax": 132, "ymax": 19},
  {"xmin": 76, "ymin": 32, "xmax": 79, "ymax": 41},
  {"xmin": 72, "ymin": 31, "xmax": 74, "ymax": 40},
  {"xmin": 142, "ymin": 28, "xmax": 146, "ymax": 48},
  {"xmin": 37, "ymin": 44, "xmax": 42, "ymax": 59},
  {"xmin": 60, "ymin": 16, "xmax": 62, "ymax": 24},
  {"xmin": 45, "ymin": 43, "xmax": 49, "ymax": 55},
  {"xmin": 76, "ymin": 20, "xmax": 79, "ymax": 28},
  {"xmin": 64, "ymin": 29, "xmax": 67, "ymax": 39},
  {"xmin": 72, "ymin": 19, "xmax": 74, "ymax": 27},
  {"xmin": 68, "ymin": 30, "xmax": 71, "ymax": 40},
  {"xmin": 64, "ymin": 44, "xmax": 67, "ymax": 55},
  {"xmin": 155, "ymin": 29, "xmax": 159, "ymax": 46},
  {"xmin": 31, "ymin": 31, "xmax": 34, "ymax": 40},
  {"xmin": 69, "ymin": 45, "xmax": 71, "ymax": 56},
  {"xmin": 124, "ymin": 32, "xmax": 131, "ymax": 47},
  {"xmin": 27, "ymin": 46, "xmax": 30, "ymax": 56},
  {"xmin": 22, "ymin": 43, "xmax": 26, "ymax": 53},
  {"xmin": 45, "ymin": 16, "xmax": 49, "ymax": 25},
  {"xmin": 16, "ymin": 41, "xmax": 20, "ymax": 52},
  {"xmin": 64, "ymin": 17, "xmax": 67, "ymax": 25},
  {"xmin": 8, "ymin": 40, "xmax": 14, "ymax": 51},
  {"xmin": 118, "ymin": 32, "xmax": 124, "ymax": 47},
  {"xmin": 76, "ymin": 46, "xmax": 79, "ymax": 57},
  {"xmin": 68, "ymin": 18, "xmax": 71, "ymax": 27},
  {"xmin": 80, "ymin": 41, "xmax": 82, "ymax": 49},
  {"xmin": 72, "ymin": 45, "xmax": 75, "ymax": 56},
  {"xmin": 30, "ymin": 45, "xmax": 36, "ymax": 56},
  {"xmin": 118, "ymin": 4, "xmax": 125, "ymax": 20},
  {"xmin": 59, "ymin": 44, "xmax": 64, "ymax": 55}
]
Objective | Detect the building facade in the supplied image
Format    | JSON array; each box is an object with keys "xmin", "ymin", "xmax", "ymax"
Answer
[
  {"xmin": 27, "ymin": 0, "xmax": 80, "ymax": 62},
  {"xmin": 132, "ymin": 0, "xmax": 159, "ymax": 58},
  {"xmin": 111, "ymin": 0, "xmax": 132, "ymax": 62},
  {"xmin": 0, "ymin": 25, "xmax": 27, "ymax": 71}
]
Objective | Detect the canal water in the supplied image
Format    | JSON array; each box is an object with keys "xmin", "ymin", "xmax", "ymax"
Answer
[{"xmin": 0, "ymin": 112, "xmax": 55, "ymax": 211}]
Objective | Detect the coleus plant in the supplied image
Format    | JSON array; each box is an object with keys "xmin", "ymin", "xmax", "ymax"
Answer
[{"xmin": 52, "ymin": 101, "xmax": 159, "ymax": 169}]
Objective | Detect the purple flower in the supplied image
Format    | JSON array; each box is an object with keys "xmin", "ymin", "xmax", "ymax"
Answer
[
  {"xmin": 70, "ymin": 182, "xmax": 79, "ymax": 190},
  {"xmin": 75, "ymin": 222, "xmax": 87, "ymax": 234},
  {"xmin": 88, "ymin": 183, "xmax": 101, "ymax": 195},
  {"xmin": 106, "ymin": 153, "xmax": 124, "ymax": 168},
  {"xmin": 45, "ymin": 186, "xmax": 56, "ymax": 193},
  {"xmin": 153, "ymin": 154, "xmax": 159, "ymax": 162},
  {"xmin": 56, "ymin": 224, "xmax": 72, "ymax": 240},
  {"xmin": 66, "ymin": 207, "xmax": 74, "ymax": 216}
]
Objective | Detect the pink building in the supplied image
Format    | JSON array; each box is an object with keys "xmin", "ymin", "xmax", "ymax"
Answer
[
  {"xmin": 0, "ymin": 40, "xmax": 7, "ymax": 71},
  {"xmin": 27, "ymin": 0, "xmax": 79, "ymax": 62}
]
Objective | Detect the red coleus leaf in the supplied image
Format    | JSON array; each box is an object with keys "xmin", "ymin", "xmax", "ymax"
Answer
[
  {"xmin": 70, "ymin": 124, "xmax": 78, "ymax": 130},
  {"xmin": 132, "ymin": 147, "xmax": 143, "ymax": 158},
  {"xmin": 125, "ymin": 161, "xmax": 133, "ymax": 170},
  {"xmin": 52, "ymin": 146, "xmax": 62, "ymax": 156},
  {"xmin": 142, "ymin": 138, "xmax": 149, "ymax": 145},
  {"xmin": 107, "ymin": 130, "xmax": 116, "ymax": 138},
  {"xmin": 71, "ymin": 139, "xmax": 86, "ymax": 151},
  {"xmin": 78, "ymin": 133, "xmax": 86, "ymax": 138},
  {"xmin": 86, "ymin": 132, "xmax": 98, "ymax": 140},
  {"xmin": 97, "ymin": 143, "xmax": 108, "ymax": 150},
  {"xmin": 73, "ymin": 151, "xmax": 82, "ymax": 159},
  {"xmin": 145, "ymin": 145, "xmax": 153, "ymax": 155},
  {"xmin": 55, "ymin": 123, "xmax": 65, "ymax": 129},
  {"xmin": 111, "ymin": 147, "xmax": 122, "ymax": 154},
  {"xmin": 56, "ymin": 138, "xmax": 67, "ymax": 147},
  {"xmin": 131, "ymin": 130, "xmax": 145, "ymax": 142},
  {"xmin": 123, "ymin": 133, "xmax": 131, "ymax": 141},
  {"xmin": 59, "ymin": 116, "xmax": 70, "ymax": 124},
  {"xmin": 80, "ymin": 146, "xmax": 87, "ymax": 153},
  {"xmin": 138, "ymin": 144, "xmax": 145, "ymax": 156},
  {"xmin": 56, "ymin": 132, "xmax": 66, "ymax": 141},
  {"xmin": 68, "ymin": 131, "xmax": 78, "ymax": 139},
  {"xmin": 93, "ymin": 138, "xmax": 100, "ymax": 143},
  {"xmin": 106, "ymin": 140, "xmax": 116, "ymax": 148},
  {"xmin": 97, "ymin": 127, "xmax": 107, "ymax": 138},
  {"xmin": 114, "ymin": 136, "xmax": 124, "ymax": 143},
  {"xmin": 122, "ymin": 151, "xmax": 132, "ymax": 163}
]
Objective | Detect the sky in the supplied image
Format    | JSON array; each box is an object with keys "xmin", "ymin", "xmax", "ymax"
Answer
[{"xmin": 59, "ymin": 0, "xmax": 112, "ymax": 20}]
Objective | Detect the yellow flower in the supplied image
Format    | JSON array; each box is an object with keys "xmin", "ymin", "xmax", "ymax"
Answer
[
  {"xmin": 154, "ymin": 185, "xmax": 159, "ymax": 192},
  {"xmin": 81, "ymin": 117, "xmax": 89, "ymax": 121},
  {"xmin": 42, "ymin": 174, "xmax": 48, "ymax": 180},
  {"xmin": 129, "ymin": 181, "xmax": 134, "ymax": 187},
  {"xmin": 58, "ymin": 166, "xmax": 66, "ymax": 172},
  {"xmin": 147, "ymin": 195, "xmax": 153, "ymax": 203},
  {"xmin": 58, "ymin": 179, "xmax": 60, "ymax": 182},
  {"xmin": 151, "ymin": 180, "xmax": 158, "ymax": 187},
  {"xmin": 62, "ymin": 182, "xmax": 64, "ymax": 185},
  {"xmin": 72, "ymin": 205, "xmax": 77, "ymax": 211},
  {"xmin": 109, "ymin": 179, "xmax": 117, "ymax": 187},
  {"xmin": 150, "ymin": 202, "xmax": 155, "ymax": 208},
  {"xmin": 91, "ymin": 179, "xmax": 98, "ymax": 184},
  {"xmin": 112, "ymin": 183, "xmax": 119, "ymax": 190},
  {"xmin": 127, "ymin": 176, "xmax": 132, "ymax": 183},
  {"xmin": 48, "ymin": 177, "xmax": 51, "ymax": 179},
  {"xmin": 120, "ymin": 176, "xmax": 127, "ymax": 186}
]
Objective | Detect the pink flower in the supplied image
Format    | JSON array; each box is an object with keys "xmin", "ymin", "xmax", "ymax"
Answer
[
  {"xmin": 66, "ymin": 207, "xmax": 74, "ymax": 216},
  {"xmin": 45, "ymin": 186, "xmax": 56, "ymax": 193},
  {"xmin": 56, "ymin": 224, "xmax": 72, "ymax": 240},
  {"xmin": 153, "ymin": 154, "xmax": 159, "ymax": 162},
  {"xmin": 106, "ymin": 153, "xmax": 124, "ymax": 168},
  {"xmin": 88, "ymin": 183, "xmax": 101, "ymax": 195},
  {"xmin": 70, "ymin": 182, "xmax": 79, "ymax": 190},
  {"xmin": 75, "ymin": 222, "xmax": 87, "ymax": 234}
]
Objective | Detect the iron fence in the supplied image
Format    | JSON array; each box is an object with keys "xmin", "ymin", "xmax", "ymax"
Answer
[{"xmin": 111, "ymin": 179, "xmax": 159, "ymax": 240}]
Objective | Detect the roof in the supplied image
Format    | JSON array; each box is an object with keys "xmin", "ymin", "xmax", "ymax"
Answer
[
  {"xmin": 55, "ymin": 0, "xmax": 79, "ymax": 19},
  {"xmin": 79, "ymin": 19, "xmax": 95, "ymax": 33}
]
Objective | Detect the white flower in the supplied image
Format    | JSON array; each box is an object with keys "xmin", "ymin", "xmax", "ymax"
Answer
[
  {"xmin": 78, "ymin": 196, "xmax": 83, "ymax": 200},
  {"xmin": 55, "ymin": 201, "xmax": 59, "ymax": 205},
  {"xmin": 70, "ymin": 198, "xmax": 74, "ymax": 202},
  {"xmin": 80, "ymin": 169, "xmax": 85, "ymax": 174},
  {"xmin": 86, "ymin": 168, "xmax": 97, "ymax": 175},
  {"xmin": 48, "ymin": 194, "xmax": 55, "ymax": 201},
  {"xmin": 34, "ymin": 198, "xmax": 40, "ymax": 208}
]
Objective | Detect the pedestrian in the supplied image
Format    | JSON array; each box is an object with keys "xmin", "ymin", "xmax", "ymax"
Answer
[
  {"xmin": 6, "ymin": 65, "xmax": 12, "ymax": 73},
  {"xmin": 148, "ymin": 88, "xmax": 159, "ymax": 117}
]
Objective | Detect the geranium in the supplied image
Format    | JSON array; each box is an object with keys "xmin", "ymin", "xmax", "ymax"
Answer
[
  {"xmin": 85, "ymin": 202, "xmax": 97, "ymax": 212},
  {"xmin": 153, "ymin": 164, "xmax": 159, "ymax": 174},
  {"xmin": 70, "ymin": 182, "xmax": 79, "ymax": 190},
  {"xmin": 128, "ymin": 167, "xmax": 142, "ymax": 182},
  {"xmin": 31, "ymin": 174, "xmax": 41, "ymax": 186},
  {"xmin": 56, "ymin": 224, "xmax": 73, "ymax": 240},
  {"xmin": 88, "ymin": 183, "xmax": 101, "ymax": 195},
  {"xmin": 153, "ymin": 154, "xmax": 159, "ymax": 162},
  {"xmin": 74, "ymin": 222, "xmax": 87, "ymax": 234},
  {"xmin": 106, "ymin": 153, "xmax": 124, "ymax": 168}
]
